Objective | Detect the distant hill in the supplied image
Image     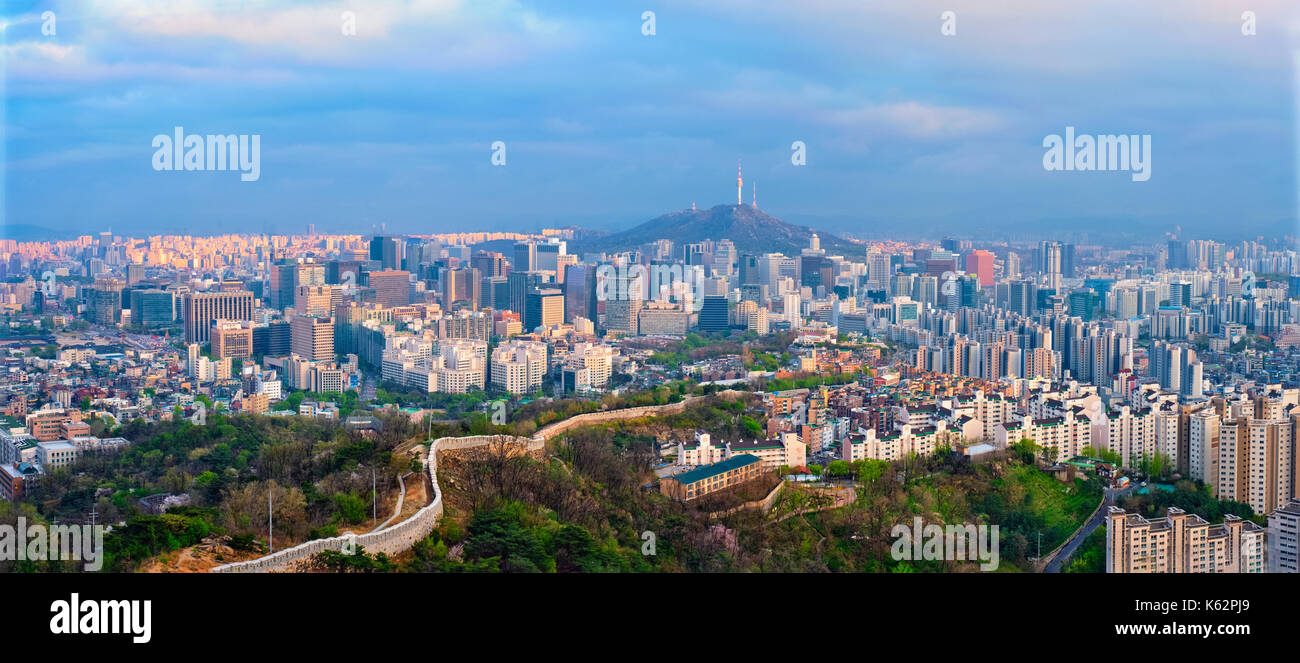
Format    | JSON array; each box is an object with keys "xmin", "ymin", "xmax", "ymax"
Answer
[
  {"xmin": 570, "ymin": 204, "xmax": 862, "ymax": 257},
  {"xmin": 1, "ymin": 224, "xmax": 75, "ymax": 242}
]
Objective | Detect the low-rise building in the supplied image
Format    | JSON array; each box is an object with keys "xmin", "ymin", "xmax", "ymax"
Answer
[
  {"xmin": 660, "ymin": 454, "xmax": 763, "ymax": 502},
  {"xmin": 37, "ymin": 439, "xmax": 79, "ymax": 470},
  {"xmin": 0, "ymin": 461, "xmax": 42, "ymax": 501}
]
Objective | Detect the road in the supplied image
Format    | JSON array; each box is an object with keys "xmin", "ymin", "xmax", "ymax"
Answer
[
  {"xmin": 1044, "ymin": 483, "xmax": 1138, "ymax": 573},
  {"xmin": 360, "ymin": 374, "xmax": 377, "ymax": 403}
]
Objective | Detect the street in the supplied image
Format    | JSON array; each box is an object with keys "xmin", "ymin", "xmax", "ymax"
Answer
[{"xmin": 1044, "ymin": 483, "xmax": 1138, "ymax": 573}]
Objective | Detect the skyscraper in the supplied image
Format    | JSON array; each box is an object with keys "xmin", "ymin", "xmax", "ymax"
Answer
[
  {"xmin": 698, "ymin": 296, "xmax": 729, "ymax": 332},
  {"xmin": 535, "ymin": 242, "xmax": 562, "ymax": 273},
  {"xmin": 129, "ymin": 289, "xmax": 175, "ymax": 328},
  {"xmin": 471, "ymin": 251, "xmax": 508, "ymax": 278},
  {"xmin": 965, "ymin": 250, "xmax": 994, "ymax": 287},
  {"xmin": 87, "ymin": 277, "xmax": 125, "ymax": 326},
  {"xmin": 291, "ymin": 315, "xmax": 335, "ymax": 361},
  {"xmin": 1008, "ymin": 279, "xmax": 1036, "ymax": 316},
  {"xmin": 370, "ymin": 236, "xmax": 404, "ymax": 270},
  {"xmin": 563, "ymin": 263, "xmax": 597, "ymax": 323},
  {"xmin": 183, "ymin": 290, "xmax": 255, "ymax": 344},
  {"xmin": 524, "ymin": 288, "xmax": 564, "ymax": 331},
  {"xmin": 442, "ymin": 267, "xmax": 481, "ymax": 309},
  {"xmin": 513, "ymin": 242, "xmax": 536, "ymax": 273},
  {"xmin": 508, "ymin": 270, "xmax": 549, "ymax": 315}
]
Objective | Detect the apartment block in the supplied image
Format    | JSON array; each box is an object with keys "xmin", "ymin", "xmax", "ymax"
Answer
[
  {"xmin": 1105, "ymin": 506, "xmax": 1266, "ymax": 573},
  {"xmin": 490, "ymin": 340, "xmax": 548, "ymax": 394},
  {"xmin": 1267, "ymin": 498, "xmax": 1300, "ymax": 573}
]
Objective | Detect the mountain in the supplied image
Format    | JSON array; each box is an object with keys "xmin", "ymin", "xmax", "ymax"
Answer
[
  {"xmin": 1, "ymin": 223, "xmax": 76, "ymax": 242},
  {"xmin": 570, "ymin": 204, "xmax": 862, "ymax": 257}
]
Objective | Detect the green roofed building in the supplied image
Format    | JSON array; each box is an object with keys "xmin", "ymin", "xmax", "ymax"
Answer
[{"xmin": 660, "ymin": 454, "xmax": 763, "ymax": 502}]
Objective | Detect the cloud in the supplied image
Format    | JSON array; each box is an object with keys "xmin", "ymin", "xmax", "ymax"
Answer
[
  {"xmin": 88, "ymin": 0, "xmax": 573, "ymax": 70},
  {"xmin": 820, "ymin": 102, "xmax": 1007, "ymax": 140}
]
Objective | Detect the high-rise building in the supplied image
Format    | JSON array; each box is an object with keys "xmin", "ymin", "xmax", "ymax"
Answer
[
  {"xmin": 563, "ymin": 264, "xmax": 597, "ymax": 324},
  {"xmin": 87, "ymin": 277, "xmax": 125, "ymax": 326},
  {"xmin": 482, "ymin": 275, "xmax": 509, "ymax": 310},
  {"xmin": 513, "ymin": 241, "xmax": 536, "ymax": 272},
  {"xmin": 471, "ymin": 251, "xmax": 508, "ymax": 278},
  {"xmin": 1039, "ymin": 240, "xmax": 1063, "ymax": 275},
  {"xmin": 508, "ymin": 270, "xmax": 549, "ymax": 315},
  {"xmin": 1268, "ymin": 498, "xmax": 1300, "ymax": 573},
  {"xmin": 291, "ymin": 315, "xmax": 335, "ymax": 361},
  {"xmin": 866, "ymin": 251, "xmax": 891, "ymax": 292},
  {"xmin": 326, "ymin": 259, "xmax": 362, "ymax": 287},
  {"xmin": 294, "ymin": 285, "xmax": 335, "ymax": 317},
  {"xmin": 125, "ymin": 263, "xmax": 145, "ymax": 286},
  {"xmin": 491, "ymin": 340, "xmax": 548, "ymax": 394},
  {"xmin": 252, "ymin": 320, "xmax": 292, "ymax": 357},
  {"xmin": 965, "ymin": 250, "xmax": 994, "ymax": 288},
  {"xmin": 183, "ymin": 290, "xmax": 255, "ymax": 344},
  {"xmin": 128, "ymin": 289, "xmax": 175, "ymax": 328},
  {"xmin": 698, "ymin": 295, "xmax": 729, "ymax": 332},
  {"xmin": 535, "ymin": 241, "xmax": 562, "ymax": 273},
  {"xmin": 1009, "ymin": 279, "xmax": 1036, "ymax": 316},
  {"xmin": 442, "ymin": 267, "xmax": 481, "ymax": 309},
  {"xmin": 367, "ymin": 269, "xmax": 411, "ymax": 308},
  {"xmin": 524, "ymin": 288, "xmax": 564, "ymax": 331},
  {"xmin": 270, "ymin": 263, "xmax": 295, "ymax": 310},
  {"xmin": 1169, "ymin": 281, "xmax": 1192, "ymax": 308},
  {"xmin": 212, "ymin": 319, "xmax": 254, "ymax": 359},
  {"xmin": 370, "ymin": 236, "xmax": 404, "ymax": 270},
  {"xmin": 1105, "ymin": 506, "xmax": 1265, "ymax": 573}
]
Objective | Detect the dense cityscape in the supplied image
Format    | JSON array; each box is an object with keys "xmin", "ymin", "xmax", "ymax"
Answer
[{"xmin": 1, "ymin": 189, "xmax": 1298, "ymax": 575}]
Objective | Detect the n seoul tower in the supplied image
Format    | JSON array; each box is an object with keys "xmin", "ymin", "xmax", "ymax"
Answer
[{"xmin": 737, "ymin": 161, "xmax": 743, "ymax": 205}]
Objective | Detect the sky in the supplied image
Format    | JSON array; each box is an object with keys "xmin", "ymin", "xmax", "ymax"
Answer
[{"xmin": 2, "ymin": 0, "xmax": 1299, "ymax": 244}]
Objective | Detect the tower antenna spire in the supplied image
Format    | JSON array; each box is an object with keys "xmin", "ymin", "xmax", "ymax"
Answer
[
  {"xmin": 752, "ymin": 181, "xmax": 756, "ymax": 208},
  {"xmin": 737, "ymin": 160, "xmax": 743, "ymax": 206}
]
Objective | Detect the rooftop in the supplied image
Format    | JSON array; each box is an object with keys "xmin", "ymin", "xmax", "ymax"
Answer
[{"xmin": 670, "ymin": 454, "xmax": 761, "ymax": 485}]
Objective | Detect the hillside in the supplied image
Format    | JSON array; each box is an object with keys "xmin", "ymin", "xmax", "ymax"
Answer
[{"xmin": 572, "ymin": 204, "xmax": 862, "ymax": 257}]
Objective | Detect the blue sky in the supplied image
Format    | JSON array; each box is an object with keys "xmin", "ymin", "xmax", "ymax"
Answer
[{"xmin": 2, "ymin": 0, "xmax": 1298, "ymax": 242}]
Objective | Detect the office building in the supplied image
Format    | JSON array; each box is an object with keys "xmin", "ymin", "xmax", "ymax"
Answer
[
  {"xmin": 524, "ymin": 288, "xmax": 564, "ymax": 331},
  {"xmin": 212, "ymin": 319, "xmax": 254, "ymax": 359},
  {"xmin": 291, "ymin": 315, "xmax": 335, "ymax": 361},
  {"xmin": 183, "ymin": 290, "xmax": 255, "ymax": 344},
  {"xmin": 368, "ymin": 269, "xmax": 411, "ymax": 308}
]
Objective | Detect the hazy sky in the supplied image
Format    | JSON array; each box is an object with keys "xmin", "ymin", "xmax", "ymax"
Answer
[{"xmin": 3, "ymin": 0, "xmax": 1298, "ymax": 243}]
